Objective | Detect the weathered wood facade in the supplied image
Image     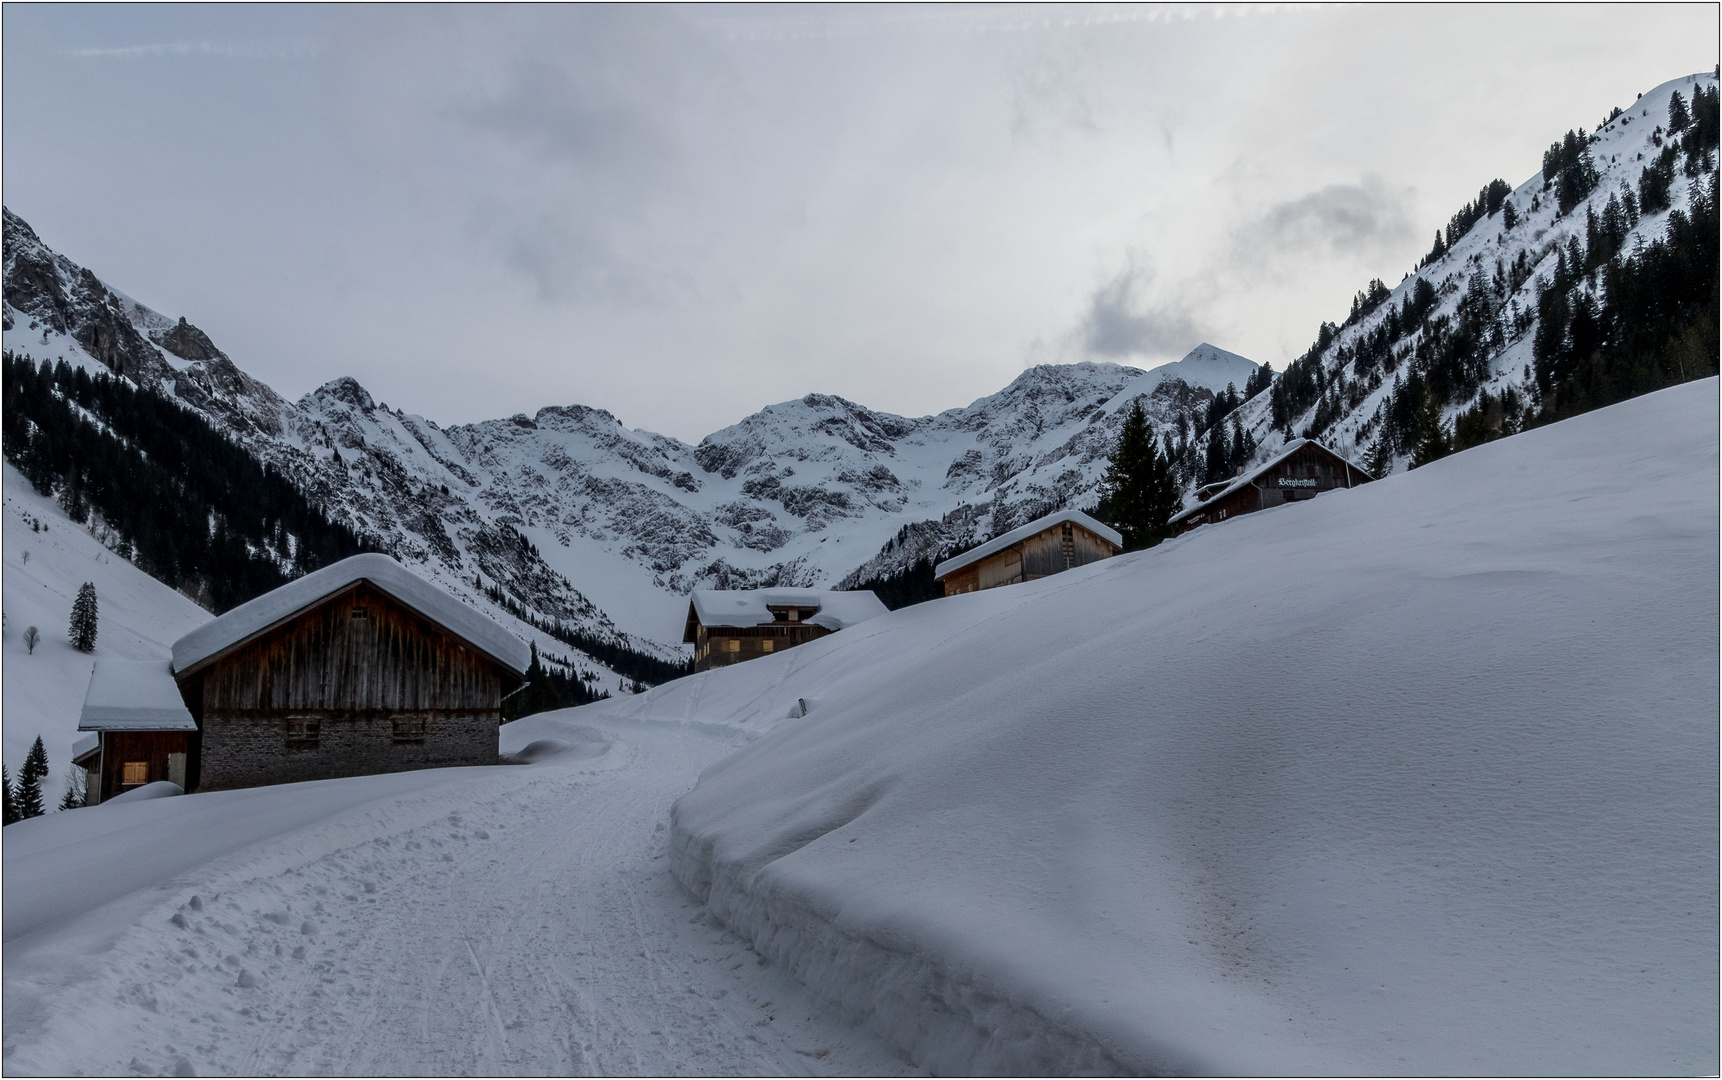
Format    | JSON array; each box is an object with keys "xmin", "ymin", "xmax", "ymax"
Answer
[
  {"xmin": 72, "ymin": 731, "xmax": 189, "ymax": 805},
  {"xmin": 176, "ymin": 580, "xmax": 520, "ymax": 791},
  {"xmin": 935, "ymin": 510, "xmax": 1123, "ymax": 597},
  {"xmin": 689, "ymin": 615, "xmax": 830, "ymax": 673},
  {"xmin": 1168, "ymin": 439, "xmax": 1372, "ymax": 534},
  {"xmin": 683, "ymin": 589, "xmax": 888, "ymax": 673}
]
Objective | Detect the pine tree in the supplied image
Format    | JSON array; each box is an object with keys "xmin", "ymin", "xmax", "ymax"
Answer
[
  {"xmin": 69, "ymin": 582, "xmax": 98, "ymax": 652},
  {"xmin": 17, "ymin": 736, "xmax": 48, "ymax": 819},
  {"xmin": 2, "ymin": 766, "xmax": 19, "ymax": 826},
  {"xmin": 1099, "ymin": 400, "xmax": 1179, "ymax": 551},
  {"xmin": 1668, "ymin": 90, "xmax": 1690, "ymax": 135},
  {"xmin": 1410, "ymin": 390, "xmax": 1451, "ymax": 469},
  {"xmin": 59, "ymin": 771, "xmax": 85, "ymax": 811},
  {"xmin": 1364, "ymin": 435, "xmax": 1394, "ymax": 478}
]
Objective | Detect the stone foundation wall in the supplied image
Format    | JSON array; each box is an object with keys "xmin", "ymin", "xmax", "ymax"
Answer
[{"xmin": 198, "ymin": 711, "xmax": 498, "ymax": 791}]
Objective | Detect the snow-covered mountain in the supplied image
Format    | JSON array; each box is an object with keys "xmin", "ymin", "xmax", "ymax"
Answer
[
  {"xmin": 11, "ymin": 70, "xmax": 1706, "ymax": 662},
  {"xmin": 3, "ymin": 210, "xmax": 1244, "ymax": 656},
  {"xmin": 1209, "ymin": 71, "xmax": 1718, "ymax": 482}
]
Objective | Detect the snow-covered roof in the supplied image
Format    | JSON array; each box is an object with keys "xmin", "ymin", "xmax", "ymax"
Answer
[
  {"xmin": 1168, "ymin": 439, "xmax": 1373, "ymax": 527},
  {"xmin": 79, "ymin": 660, "xmax": 198, "ymax": 732},
  {"xmin": 685, "ymin": 588, "xmax": 889, "ymax": 637},
  {"xmin": 71, "ymin": 733, "xmax": 100, "ymax": 763},
  {"xmin": 934, "ymin": 509, "xmax": 1123, "ymax": 581},
  {"xmin": 172, "ymin": 553, "xmax": 530, "ymax": 678}
]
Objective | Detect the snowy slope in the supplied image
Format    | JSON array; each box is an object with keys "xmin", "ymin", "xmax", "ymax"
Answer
[
  {"xmin": 581, "ymin": 379, "xmax": 1719, "ymax": 1074},
  {"xmin": 1211, "ymin": 71, "xmax": 1718, "ymax": 489},
  {"xmin": 1, "ymin": 463, "xmax": 211, "ymax": 782}
]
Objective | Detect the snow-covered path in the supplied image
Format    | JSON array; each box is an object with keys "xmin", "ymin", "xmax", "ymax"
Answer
[{"xmin": 2, "ymin": 718, "xmax": 914, "ymax": 1077}]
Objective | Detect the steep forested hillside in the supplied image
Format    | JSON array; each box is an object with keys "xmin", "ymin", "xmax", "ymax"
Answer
[
  {"xmin": 1187, "ymin": 73, "xmax": 1718, "ymax": 484},
  {"xmin": 3, "ymin": 354, "xmax": 372, "ymax": 613}
]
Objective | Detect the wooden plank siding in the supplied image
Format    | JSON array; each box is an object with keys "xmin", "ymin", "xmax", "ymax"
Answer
[
  {"xmin": 1171, "ymin": 442, "xmax": 1369, "ymax": 534},
  {"xmin": 691, "ymin": 622, "xmax": 831, "ymax": 672},
  {"xmin": 192, "ymin": 583, "xmax": 504, "ymax": 791},
  {"xmin": 945, "ymin": 520, "xmax": 1119, "ymax": 596},
  {"xmin": 96, "ymin": 730, "xmax": 190, "ymax": 803}
]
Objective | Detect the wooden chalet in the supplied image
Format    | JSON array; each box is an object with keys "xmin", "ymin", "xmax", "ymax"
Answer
[
  {"xmin": 933, "ymin": 509, "xmax": 1122, "ymax": 597},
  {"xmin": 135, "ymin": 553, "xmax": 532, "ymax": 792},
  {"xmin": 684, "ymin": 588, "xmax": 887, "ymax": 673},
  {"xmin": 76, "ymin": 659, "xmax": 198, "ymax": 804},
  {"xmin": 1167, "ymin": 439, "xmax": 1373, "ymax": 534}
]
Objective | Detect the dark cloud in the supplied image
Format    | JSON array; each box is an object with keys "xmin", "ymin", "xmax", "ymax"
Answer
[
  {"xmin": 1246, "ymin": 175, "xmax": 1417, "ymax": 259},
  {"xmin": 1078, "ymin": 260, "xmax": 1208, "ymax": 359}
]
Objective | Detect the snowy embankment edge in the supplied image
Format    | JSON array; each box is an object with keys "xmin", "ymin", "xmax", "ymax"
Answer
[{"xmin": 669, "ymin": 814, "xmax": 1156, "ymax": 1077}]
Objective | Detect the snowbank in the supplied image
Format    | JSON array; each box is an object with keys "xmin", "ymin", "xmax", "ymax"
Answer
[
  {"xmin": 100, "ymin": 780, "xmax": 184, "ymax": 805},
  {"xmin": 595, "ymin": 380, "xmax": 1719, "ymax": 1074}
]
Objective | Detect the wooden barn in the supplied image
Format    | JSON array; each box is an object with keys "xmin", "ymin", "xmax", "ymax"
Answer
[
  {"xmin": 75, "ymin": 659, "xmax": 198, "ymax": 804},
  {"xmin": 934, "ymin": 509, "xmax": 1122, "ymax": 597},
  {"xmin": 684, "ymin": 588, "xmax": 887, "ymax": 673},
  {"xmin": 150, "ymin": 553, "xmax": 530, "ymax": 792},
  {"xmin": 1168, "ymin": 439, "xmax": 1373, "ymax": 534}
]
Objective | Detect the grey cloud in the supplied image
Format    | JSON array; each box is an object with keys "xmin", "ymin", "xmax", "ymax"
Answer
[
  {"xmin": 1078, "ymin": 260, "xmax": 1208, "ymax": 359},
  {"xmin": 332, "ymin": 6, "xmax": 718, "ymax": 306},
  {"xmin": 1244, "ymin": 175, "xmax": 1417, "ymax": 259}
]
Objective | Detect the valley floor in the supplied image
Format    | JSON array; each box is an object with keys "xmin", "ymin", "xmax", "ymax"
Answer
[{"xmin": 1, "ymin": 716, "xmax": 913, "ymax": 1077}]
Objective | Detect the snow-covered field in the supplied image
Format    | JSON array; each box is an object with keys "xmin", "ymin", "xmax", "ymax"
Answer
[
  {"xmin": 3, "ymin": 380, "xmax": 1714, "ymax": 1076},
  {"xmin": 2, "ymin": 716, "xmax": 914, "ymax": 1076},
  {"xmin": 598, "ymin": 379, "xmax": 1716, "ymax": 1075}
]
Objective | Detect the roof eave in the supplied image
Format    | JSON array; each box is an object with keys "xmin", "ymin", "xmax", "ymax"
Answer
[{"xmin": 174, "ymin": 578, "xmax": 529, "ymax": 681}]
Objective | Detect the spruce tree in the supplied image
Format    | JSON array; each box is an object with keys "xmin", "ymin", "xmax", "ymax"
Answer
[
  {"xmin": 1668, "ymin": 90, "xmax": 1690, "ymax": 135},
  {"xmin": 1410, "ymin": 391, "xmax": 1451, "ymax": 469},
  {"xmin": 2, "ymin": 766, "xmax": 18, "ymax": 826},
  {"xmin": 69, "ymin": 582, "xmax": 98, "ymax": 652},
  {"xmin": 17, "ymin": 736, "xmax": 48, "ymax": 819},
  {"xmin": 1100, "ymin": 400, "xmax": 1179, "ymax": 551},
  {"xmin": 59, "ymin": 772, "xmax": 85, "ymax": 811}
]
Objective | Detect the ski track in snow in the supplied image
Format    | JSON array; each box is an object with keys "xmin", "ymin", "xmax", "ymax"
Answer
[{"xmin": 2, "ymin": 720, "xmax": 916, "ymax": 1078}]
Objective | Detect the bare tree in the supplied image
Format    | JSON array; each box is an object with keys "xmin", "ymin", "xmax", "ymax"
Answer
[{"xmin": 22, "ymin": 626, "xmax": 39, "ymax": 655}]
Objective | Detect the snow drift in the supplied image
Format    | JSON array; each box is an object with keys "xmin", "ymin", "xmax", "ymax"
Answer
[{"xmin": 586, "ymin": 380, "xmax": 1720, "ymax": 1074}]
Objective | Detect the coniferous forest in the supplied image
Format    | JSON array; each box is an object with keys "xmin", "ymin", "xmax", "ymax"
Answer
[
  {"xmin": 3, "ymin": 352, "xmax": 373, "ymax": 612},
  {"xmin": 1261, "ymin": 83, "xmax": 1719, "ymax": 468}
]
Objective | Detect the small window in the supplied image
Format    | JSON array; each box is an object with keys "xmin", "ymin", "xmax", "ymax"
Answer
[
  {"xmin": 392, "ymin": 718, "xmax": 426, "ymax": 743},
  {"xmin": 285, "ymin": 719, "xmax": 321, "ymax": 747},
  {"xmin": 351, "ymin": 607, "xmax": 370, "ymax": 621},
  {"xmin": 121, "ymin": 761, "xmax": 149, "ymax": 786}
]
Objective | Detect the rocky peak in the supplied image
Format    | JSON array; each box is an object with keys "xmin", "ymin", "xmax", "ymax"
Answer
[{"xmin": 153, "ymin": 316, "xmax": 227, "ymax": 364}]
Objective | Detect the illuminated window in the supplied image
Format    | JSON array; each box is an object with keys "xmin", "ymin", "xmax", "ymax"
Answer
[
  {"xmin": 762, "ymin": 639, "xmax": 774, "ymax": 652},
  {"xmin": 121, "ymin": 761, "xmax": 149, "ymax": 786},
  {"xmin": 727, "ymin": 638, "xmax": 740, "ymax": 652}
]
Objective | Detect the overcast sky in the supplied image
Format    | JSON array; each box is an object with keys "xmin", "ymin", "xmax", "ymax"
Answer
[{"xmin": 4, "ymin": 4, "xmax": 1717, "ymax": 441}]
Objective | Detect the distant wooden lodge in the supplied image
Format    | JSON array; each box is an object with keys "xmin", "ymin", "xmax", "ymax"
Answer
[
  {"xmin": 934, "ymin": 509, "xmax": 1122, "ymax": 597},
  {"xmin": 684, "ymin": 588, "xmax": 887, "ymax": 673},
  {"xmin": 78, "ymin": 554, "xmax": 530, "ymax": 799},
  {"xmin": 1168, "ymin": 439, "xmax": 1373, "ymax": 535}
]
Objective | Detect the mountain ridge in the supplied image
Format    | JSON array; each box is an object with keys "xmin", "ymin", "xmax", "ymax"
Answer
[{"xmin": 3, "ymin": 218, "xmax": 1245, "ymax": 658}]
